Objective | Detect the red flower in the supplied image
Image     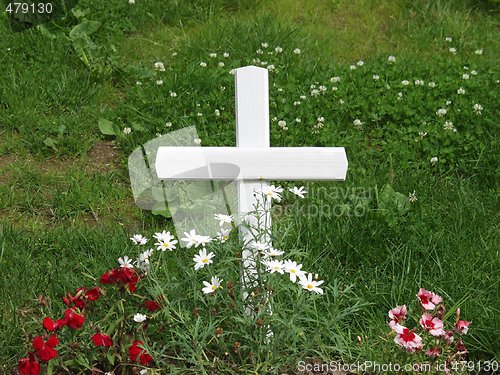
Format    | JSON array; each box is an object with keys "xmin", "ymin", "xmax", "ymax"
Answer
[
  {"xmin": 129, "ymin": 340, "xmax": 153, "ymax": 365},
  {"xmin": 426, "ymin": 346, "xmax": 441, "ymax": 358},
  {"xmin": 64, "ymin": 308, "xmax": 85, "ymax": 329},
  {"xmin": 86, "ymin": 287, "xmax": 101, "ymax": 301},
  {"xmin": 92, "ymin": 333, "xmax": 113, "ymax": 347},
  {"xmin": 18, "ymin": 353, "xmax": 41, "ymax": 375},
  {"xmin": 62, "ymin": 287, "xmax": 87, "ymax": 309},
  {"xmin": 42, "ymin": 317, "xmax": 65, "ymax": 332},
  {"xmin": 143, "ymin": 299, "xmax": 161, "ymax": 312},
  {"xmin": 100, "ymin": 268, "xmax": 139, "ymax": 292},
  {"xmin": 32, "ymin": 335, "xmax": 58, "ymax": 362}
]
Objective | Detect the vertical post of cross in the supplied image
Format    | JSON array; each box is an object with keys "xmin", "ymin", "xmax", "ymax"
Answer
[{"xmin": 235, "ymin": 66, "xmax": 271, "ymax": 309}]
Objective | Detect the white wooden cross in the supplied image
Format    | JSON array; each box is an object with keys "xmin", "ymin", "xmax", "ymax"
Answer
[{"xmin": 156, "ymin": 66, "xmax": 348, "ymax": 303}]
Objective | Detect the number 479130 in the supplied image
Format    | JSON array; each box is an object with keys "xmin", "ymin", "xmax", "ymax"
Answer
[{"xmin": 5, "ymin": 2, "xmax": 53, "ymax": 14}]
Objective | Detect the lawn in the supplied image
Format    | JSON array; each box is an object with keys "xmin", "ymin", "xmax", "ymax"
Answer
[{"xmin": 0, "ymin": 0, "xmax": 498, "ymax": 373}]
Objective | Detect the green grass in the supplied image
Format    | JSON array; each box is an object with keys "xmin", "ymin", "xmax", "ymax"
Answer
[{"xmin": 0, "ymin": 0, "xmax": 499, "ymax": 372}]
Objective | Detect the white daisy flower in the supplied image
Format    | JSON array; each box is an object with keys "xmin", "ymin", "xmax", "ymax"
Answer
[
  {"xmin": 283, "ymin": 260, "xmax": 305, "ymax": 283},
  {"xmin": 202, "ymin": 276, "xmax": 223, "ymax": 294},
  {"xmin": 299, "ymin": 273, "xmax": 324, "ymax": 294},
  {"xmin": 260, "ymin": 185, "xmax": 284, "ymax": 202},
  {"xmin": 289, "ymin": 186, "xmax": 307, "ymax": 198},
  {"xmin": 118, "ymin": 256, "xmax": 134, "ymax": 269},
  {"xmin": 193, "ymin": 248, "xmax": 215, "ymax": 270},
  {"xmin": 181, "ymin": 229, "xmax": 199, "ymax": 248},
  {"xmin": 251, "ymin": 242, "xmax": 271, "ymax": 252},
  {"xmin": 264, "ymin": 247, "xmax": 284, "ymax": 257},
  {"xmin": 214, "ymin": 213, "xmax": 233, "ymax": 226},
  {"xmin": 195, "ymin": 235, "xmax": 212, "ymax": 248},
  {"xmin": 130, "ymin": 234, "xmax": 148, "ymax": 245},
  {"xmin": 217, "ymin": 228, "xmax": 230, "ymax": 243},
  {"xmin": 265, "ymin": 260, "xmax": 285, "ymax": 274}
]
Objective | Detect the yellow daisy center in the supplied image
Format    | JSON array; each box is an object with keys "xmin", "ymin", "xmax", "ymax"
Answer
[
  {"xmin": 290, "ymin": 269, "xmax": 296, "ymax": 273},
  {"xmin": 211, "ymin": 285, "xmax": 217, "ymax": 291},
  {"xmin": 307, "ymin": 283, "xmax": 313, "ymax": 289},
  {"xmin": 202, "ymin": 258, "xmax": 209, "ymax": 263}
]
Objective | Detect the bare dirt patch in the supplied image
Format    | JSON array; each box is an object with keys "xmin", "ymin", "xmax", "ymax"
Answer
[{"xmin": 86, "ymin": 140, "xmax": 120, "ymax": 173}]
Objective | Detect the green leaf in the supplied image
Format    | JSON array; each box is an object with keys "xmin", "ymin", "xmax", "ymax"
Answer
[
  {"xmin": 98, "ymin": 118, "xmax": 116, "ymax": 136},
  {"xmin": 106, "ymin": 351, "xmax": 115, "ymax": 366},
  {"xmin": 69, "ymin": 21, "xmax": 101, "ymax": 40},
  {"xmin": 131, "ymin": 122, "xmax": 145, "ymax": 132},
  {"xmin": 152, "ymin": 201, "xmax": 174, "ymax": 218},
  {"xmin": 43, "ymin": 137, "xmax": 58, "ymax": 151}
]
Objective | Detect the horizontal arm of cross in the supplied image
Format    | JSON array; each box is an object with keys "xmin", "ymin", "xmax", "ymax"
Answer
[{"xmin": 156, "ymin": 146, "xmax": 348, "ymax": 181}]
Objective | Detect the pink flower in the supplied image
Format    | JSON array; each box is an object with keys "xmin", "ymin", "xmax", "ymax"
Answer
[
  {"xmin": 388, "ymin": 305, "xmax": 407, "ymax": 329},
  {"xmin": 455, "ymin": 320, "xmax": 471, "ymax": 334},
  {"xmin": 393, "ymin": 324, "xmax": 423, "ymax": 353},
  {"xmin": 417, "ymin": 288, "xmax": 442, "ymax": 310},
  {"xmin": 443, "ymin": 330, "xmax": 454, "ymax": 344},
  {"xmin": 426, "ymin": 346, "xmax": 441, "ymax": 358},
  {"xmin": 420, "ymin": 313, "xmax": 445, "ymax": 336}
]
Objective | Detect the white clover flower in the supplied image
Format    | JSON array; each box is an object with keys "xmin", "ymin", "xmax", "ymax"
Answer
[
  {"xmin": 217, "ymin": 228, "xmax": 230, "ymax": 243},
  {"xmin": 193, "ymin": 248, "xmax": 215, "ymax": 270},
  {"xmin": 349, "ymin": 65, "xmax": 356, "ymax": 70},
  {"xmin": 317, "ymin": 116, "xmax": 325, "ymax": 122},
  {"xmin": 283, "ymin": 260, "xmax": 305, "ymax": 283},
  {"xmin": 133, "ymin": 313, "xmax": 147, "ymax": 323},
  {"xmin": 299, "ymin": 273, "xmax": 324, "ymax": 294},
  {"xmin": 293, "ymin": 48, "xmax": 301, "ymax": 54},
  {"xmin": 401, "ymin": 80, "xmax": 410, "ymax": 86},
  {"xmin": 209, "ymin": 52, "xmax": 217, "ymax": 58},
  {"xmin": 278, "ymin": 120, "xmax": 287, "ymax": 129},
  {"xmin": 475, "ymin": 49, "xmax": 483, "ymax": 55},
  {"xmin": 300, "ymin": 95, "xmax": 307, "ymax": 100},
  {"xmin": 118, "ymin": 256, "xmax": 134, "ymax": 268},
  {"xmin": 443, "ymin": 121, "xmax": 457, "ymax": 132},
  {"xmin": 171, "ymin": 51, "xmax": 177, "ymax": 57},
  {"xmin": 154, "ymin": 61, "xmax": 165, "ymax": 72},
  {"xmin": 128, "ymin": 0, "xmax": 135, "ymax": 4},
  {"xmin": 388, "ymin": 55, "xmax": 396, "ymax": 63},
  {"xmin": 289, "ymin": 186, "xmax": 307, "ymax": 198},
  {"xmin": 229, "ymin": 69, "xmax": 235, "ymax": 75},
  {"xmin": 419, "ymin": 131, "xmax": 428, "ymax": 138},
  {"xmin": 319, "ymin": 85, "xmax": 327, "ymax": 92},
  {"xmin": 265, "ymin": 260, "xmax": 285, "ymax": 274},
  {"xmin": 261, "ymin": 42, "xmax": 269, "ymax": 48},
  {"xmin": 373, "ymin": 74, "xmax": 380, "ymax": 80},
  {"xmin": 256, "ymin": 49, "xmax": 263, "ymax": 55},
  {"xmin": 397, "ymin": 92, "xmax": 403, "ymax": 100},
  {"xmin": 156, "ymin": 80, "xmax": 163, "ymax": 85},
  {"xmin": 339, "ymin": 99, "xmax": 345, "ymax": 105},
  {"xmin": 436, "ymin": 108, "xmax": 447, "ymax": 117},
  {"xmin": 471, "ymin": 70, "xmax": 478, "ymax": 75},
  {"xmin": 214, "ymin": 109, "xmax": 220, "ymax": 116},
  {"xmin": 165, "ymin": 122, "xmax": 172, "ymax": 127},
  {"xmin": 275, "ymin": 46, "xmax": 283, "ymax": 53},
  {"xmin": 260, "ymin": 61, "xmax": 268, "ymax": 66},
  {"xmin": 457, "ymin": 87, "xmax": 465, "ymax": 95},
  {"xmin": 260, "ymin": 185, "xmax": 284, "ymax": 201},
  {"xmin": 449, "ymin": 47, "xmax": 457, "ymax": 54},
  {"xmin": 217, "ymin": 61, "xmax": 226, "ymax": 68},
  {"xmin": 331, "ymin": 86, "xmax": 338, "ymax": 91},
  {"xmin": 202, "ymin": 276, "xmax": 222, "ymax": 294},
  {"xmin": 445, "ymin": 36, "xmax": 452, "ymax": 42},
  {"xmin": 295, "ymin": 118, "xmax": 301, "ymax": 123},
  {"xmin": 135, "ymin": 81, "xmax": 142, "ymax": 86},
  {"xmin": 430, "ymin": 156, "xmax": 439, "ymax": 165},
  {"xmin": 199, "ymin": 62, "xmax": 207, "ymax": 67},
  {"xmin": 473, "ymin": 103, "xmax": 483, "ymax": 115},
  {"xmin": 428, "ymin": 82, "xmax": 436, "ymax": 88},
  {"xmin": 267, "ymin": 64, "xmax": 275, "ymax": 71},
  {"xmin": 462, "ymin": 73, "xmax": 470, "ymax": 80},
  {"xmin": 169, "ymin": 91, "xmax": 177, "ymax": 98},
  {"xmin": 214, "ymin": 213, "xmax": 233, "ymax": 227},
  {"xmin": 293, "ymin": 101, "xmax": 301, "ymax": 106},
  {"xmin": 445, "ymin": 100, "xmax": 452, "ymax": 106},
  {"xmin": 310, "ymin": 89, "xmax": 320, "ymax": 97},
  {"xmin": 356, "ymin": 60, "xmax": 364, "ymax": 66},
  {"xmin": 196, "ymin": 112, "xmax": 203, "ymax": 117},
  {"xmin": 130, "ymin": 234, "xmax": 148, "ymax": 245},
  {"xmin": 414, "ymin": 79, "xmax": 424, "ymax": 86},
  {"xmin": 223, "ymin": 52, "xmax": 230, "ymax": 58},
  {"xmin": 123, "ymin": 127, "xmax": 132, "ymax": 134},
  {"xmin": 353, "ymin": 119, "xmax": 363, "ymax": 128},
  {"xmin": 330, "ymin": 76, "xmax": 340, "ymax": 83},
  {"xmin": 407, "ymin": 193, "xmax": 418, "ymax": 206}
]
